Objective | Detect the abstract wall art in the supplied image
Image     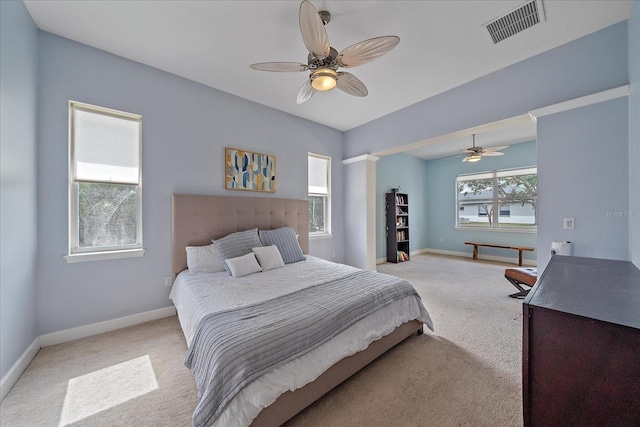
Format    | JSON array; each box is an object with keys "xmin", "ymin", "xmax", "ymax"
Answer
[{"xmin": 225, "ymin": 147, "xmax": 276, "ymax": 192}]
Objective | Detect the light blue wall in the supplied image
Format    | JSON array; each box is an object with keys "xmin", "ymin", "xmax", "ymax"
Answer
[
  {"xmin": 2, "ymin": 2, "xmax": 637, "ymax": 385},
  {"xmin": 537, "ymin": 99, "xmax": 629, "ymax": 269},
  {"xmin": 35, "ymin": 32, "xmax": 345, "ymax": 335},
  {"xmin": 0, "ymin": 0, "xmax": 39, "ymax": 380},
  {"xmin": 344, "ymin": 22, "xmax": 628, "ymax": 158},
  {"xmin": 376, "ymin": 153, "xmax": 428, "ymax": 260},
  {"xmin": 348, "ymin": 21, "xmax": 630, "ymax": 269},
  {"xmin": 424, "ymin": 141, "xmax": 537, "ymax": 261},
  {"xmin": 629, "ymin": 0, "xmax": 640, "ymax": 267}
]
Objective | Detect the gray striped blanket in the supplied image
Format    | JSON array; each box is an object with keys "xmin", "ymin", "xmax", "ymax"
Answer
[{"xmin": 184, "ymin": 269, "xmax": 422, "ymax": 427}]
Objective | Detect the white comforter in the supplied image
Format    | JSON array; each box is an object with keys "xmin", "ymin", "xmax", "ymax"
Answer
[{"xmin": 170, "ymin": 256, "xmax": 433, "ymax": 427}]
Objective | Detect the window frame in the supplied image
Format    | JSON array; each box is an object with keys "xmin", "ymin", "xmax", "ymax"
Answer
[
  {"xmin": 456, "ymin": 166, "xmax": 537, "ymax": 233},
  {"xmin": 65, "ymin": 101, "xmax": 144, "ymax": 263},
  {"xmin": 308, "ymin": 153, "xmax": 331, "ymax": 238}
]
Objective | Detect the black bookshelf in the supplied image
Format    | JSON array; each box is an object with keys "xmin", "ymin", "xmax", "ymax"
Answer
[{"xmin": 386, "ymin": 192, "xmax": 409, "ymax": 263}]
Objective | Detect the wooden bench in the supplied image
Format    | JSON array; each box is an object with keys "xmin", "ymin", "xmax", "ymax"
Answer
[{"xmin": 464, "ymin": 241, "xmax": 534, "ymax": 266}]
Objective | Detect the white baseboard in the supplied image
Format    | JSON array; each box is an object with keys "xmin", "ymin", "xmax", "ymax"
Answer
[
  {"xmin": 377, "ymin": 248, "xmax": 536, "ymax": 266},
  {"xmin": 424, "ymin": 248, "xmax": 537, "ymax": 266},
  {"xmin": 0, "ymin": 337, "xmax": 39, "ymax": 401},
  {"xmin": 39, "ymin": 306, "xmax": 176, "ymax": 348},
  {"xmin": 1, "ymin": 306, "xmax": 176, "ymax": 402},
  {"xmin": 376, "ymin": 248, "xmax": 430, "ymax": 264}
]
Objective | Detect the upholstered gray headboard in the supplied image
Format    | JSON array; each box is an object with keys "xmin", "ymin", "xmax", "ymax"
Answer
[{"xmin": 172, "ymin": 194, "xmax": 309, "ymax": 274}]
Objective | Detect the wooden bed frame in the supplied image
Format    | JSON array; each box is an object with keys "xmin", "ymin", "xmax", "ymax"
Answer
[{"xmin": 171, "ymin": 194, "xmax": 424, "ymax": 427}]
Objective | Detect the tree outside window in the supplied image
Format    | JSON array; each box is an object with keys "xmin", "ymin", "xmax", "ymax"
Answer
[
  {"xmin": 69, "ymin": 101, "xmax": 142, "ymax": 255},
  {"xmin": 457, "ymin": 168, "xmax": 537, "ymax": 230},
  {"xmin": 308, "ymin": 153, "xmax": 331, "ymax": 235}
]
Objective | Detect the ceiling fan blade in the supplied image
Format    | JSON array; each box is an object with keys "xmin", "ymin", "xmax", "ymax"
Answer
[
  {"xmin": 337, "ymin": 36, "xmax": 400, "ymax": 68},
  {"xmin": 250, "ymin": 62, "xmax": 309, "ymax": 72},
  {"xmin": 480, "ymin": 151, "xmax": 505, "ymax": 157},
  {"xmin": 482, "ymin": 145, "xmax": 509, "ymax": 152},
  {"xmin": 297, "ymin": 80, "xmax": 316, "ymax": 104},
  {"xmin": 299, "ymin": 0, "xmax": 330, "ymax": 59},
  {"xmin": 336, "ymin": 72, "xmax": 368, "ymax": 97}
]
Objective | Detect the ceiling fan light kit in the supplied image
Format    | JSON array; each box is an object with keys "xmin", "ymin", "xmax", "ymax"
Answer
[
  {"xmin": 464, "ymin": 154, "xmax": 483, "ymax": 163},
  {"xmin": 462, "ymin": 134, "xmax": 508, "ymax": 162},
  {"xmin": 311, "ymin": 69, "xmax": 337, "ymax": 91},
  {"xmin": 249, "ymin": 0, "xmax": 400, "ymax": 104}
]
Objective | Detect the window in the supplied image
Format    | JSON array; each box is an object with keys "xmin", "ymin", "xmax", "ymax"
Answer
[
  {"xmin": 308, "ymin": 153, "xmax": 331, "ymax": 236},
  {"xmin": 456, "ymin": 167, "xmax": 537, "ymax": 231},
  {"xmin": 67, "ymin": 101, "xmax": 143, "ymax": 262}
]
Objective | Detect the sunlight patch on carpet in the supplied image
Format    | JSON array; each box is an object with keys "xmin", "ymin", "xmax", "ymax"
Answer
[{"xmin": 59, "ymin": 355, "xmax": 158, "ymax": 426}]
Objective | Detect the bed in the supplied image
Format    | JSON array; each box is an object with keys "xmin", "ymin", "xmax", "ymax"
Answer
[{"xmin": 170, "ymin": 194, "xmax": 433, "ymax": 427}]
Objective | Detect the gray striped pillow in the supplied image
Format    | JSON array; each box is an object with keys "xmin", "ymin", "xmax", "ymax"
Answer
[
  {"xmin": 258, "ymin": 227, "xmax": 306, "ymax": 264},
  {"xmin": 213, "ymin": 228, "xmax": 263, "ymax": 275}
]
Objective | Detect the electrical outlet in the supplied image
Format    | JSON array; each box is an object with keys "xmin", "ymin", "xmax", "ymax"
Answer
[
  {"xmin": 564, "ymin": 218, "xmax": 575, "ymax": 230},
  {"xmin": 164, "ymin": 276, "xmax": 173, "ymax": 287}
]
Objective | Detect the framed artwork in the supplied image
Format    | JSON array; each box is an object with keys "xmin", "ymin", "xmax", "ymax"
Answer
[{"xmin": 225, "ymin": 147, "xmax": 276, "ymax": 192}]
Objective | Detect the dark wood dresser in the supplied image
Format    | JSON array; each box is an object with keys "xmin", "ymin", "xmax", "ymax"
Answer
[{"xmin": 522, "ymin": 255, "xmax": 640, "ymax": 427}]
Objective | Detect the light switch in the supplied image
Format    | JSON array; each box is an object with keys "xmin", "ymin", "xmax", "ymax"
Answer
[{"xmin": 564, "ymin": 218, "xmax": 574, "ymax": 230}]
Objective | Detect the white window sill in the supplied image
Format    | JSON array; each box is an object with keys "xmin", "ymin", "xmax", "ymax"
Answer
[
  {"xmin": 455, "ymin": 226, "xmax": 537, "ymax": 234},
  {"xmin": 64, "ymin": 248, "xmax": 145, "ymax": 263},
  {"xmin": 310, "ymin": 233, "xmax": 333, "ymax": 240}
]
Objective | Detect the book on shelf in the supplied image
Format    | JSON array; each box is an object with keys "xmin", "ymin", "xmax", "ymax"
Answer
[{"xmin": 397, "ymin": 251, "xmax": 409, "ymax": 262}]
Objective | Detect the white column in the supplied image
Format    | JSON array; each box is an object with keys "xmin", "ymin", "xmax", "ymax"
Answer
[{"xmin": 342, "ymin": 154, "xmax": 379, "ymax": 270}]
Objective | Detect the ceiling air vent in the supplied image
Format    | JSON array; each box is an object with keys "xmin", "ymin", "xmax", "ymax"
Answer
[{"xmin": 483, "ymin": 0, "xmax": 546, "ymax": 44}]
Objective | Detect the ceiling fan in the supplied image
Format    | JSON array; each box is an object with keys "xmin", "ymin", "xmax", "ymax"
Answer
[
  {"xmin": 462, "ymin": 134, "xmax": 508, "ymax": 162},
  {"xmin": 249, "ymin": 0, "xmax": 400, "ymax": 104}
]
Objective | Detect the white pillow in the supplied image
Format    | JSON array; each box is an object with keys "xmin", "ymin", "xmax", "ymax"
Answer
[
  {"xmin": 185, "ymin": 243, "xmax": 226, "ymax": 273},
  {"xmin": 252, "ymin": 245, "xmax": 285, "ymax": 271},
  {"xmin": 226, "ymin": 252, "xmax": 263, "ymax": 278}
]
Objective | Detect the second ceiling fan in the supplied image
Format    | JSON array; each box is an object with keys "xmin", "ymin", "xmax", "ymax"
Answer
[
  {"xmin": 250, "ymin": 0, "xmax": 400, "ymax": 104},
  {"xmin": 462, "ymin": 134, "xmax": 509, "ymax": 162}
]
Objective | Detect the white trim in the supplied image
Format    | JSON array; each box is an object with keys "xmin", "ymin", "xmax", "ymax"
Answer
[
  {"xmin": 1, "ymin": 306, "xmax": 176, "ymax": 402},
  {"xmin": 376, "ymin": 248, "xmax": 430, "ymax": 265},
  {"xmin": 0, "ymin": 338, "xmax": 39, "ymax": 401},
  {"xmin": 309, "ymin": 233, "xmax": 332, "ymax": 240},
  {"xmin": 454, "ymin": 226, "xmax": 537, "ymax": 234},
  {"xmin": 68, "ymin": 101, "xmax": 143, "ymax": 258},
  {"xmin": 39, "ymin": 306, "xmax": 175, "ymax": 347},
  {"xmin": 308, "ymin": 152, "xmax": 332, "ymax": 236},
  {"xmin": 64, "ymin": 248, "xmax": 145, "ymax": 263},
  {"xmin": 342, "ymin": 154, "xmax": 380, "ymax": 164},
  {"xmin": 529, "ymin": 85, "xmax": 630, "ymax": 119},
  {"xmin": 376, "ymin": 247, "xmax": 536, "ymax": 266},
  {"xmin": 365, "ymin": 159, "xmax": 377, "ymax": 271},
  {"xmin": 424, "ymin": 248, "xmax": 537, "ymax": 266}
]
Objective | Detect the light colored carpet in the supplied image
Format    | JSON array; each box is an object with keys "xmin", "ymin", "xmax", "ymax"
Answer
[{"xmin": 1, "ymin": 253, "xmax": 525, "ymax": 427}]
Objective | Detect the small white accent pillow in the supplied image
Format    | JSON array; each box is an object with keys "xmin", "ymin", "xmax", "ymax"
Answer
[
  {"xmin": 252, "ymin": 245, "xmax": 285, "ymax": 271},
  {"xmin": 185, "ymin": 243, "xmax": 226, "ymax": 273},
  {"xmin": 226, "ymin": 252, "xmax": 263, "ymax": 278}
]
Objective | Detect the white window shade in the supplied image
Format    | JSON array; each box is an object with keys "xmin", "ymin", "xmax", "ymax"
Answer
[
  {"xmin": 73, "ymin": 108, "xmax": 141, "ymax": 184},
  {"xmin": 308, "ymin": 155, "xmax": 328, "ymax": 194}
]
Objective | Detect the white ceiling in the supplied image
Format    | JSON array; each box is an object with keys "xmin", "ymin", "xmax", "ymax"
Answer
[
  {"xmin": 389, "ymin": 113, "xmax": 538, "ymax": 161},
  {"xmin": 24, "ymin": 0, "xmax": 631, "ymax": 158}
]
